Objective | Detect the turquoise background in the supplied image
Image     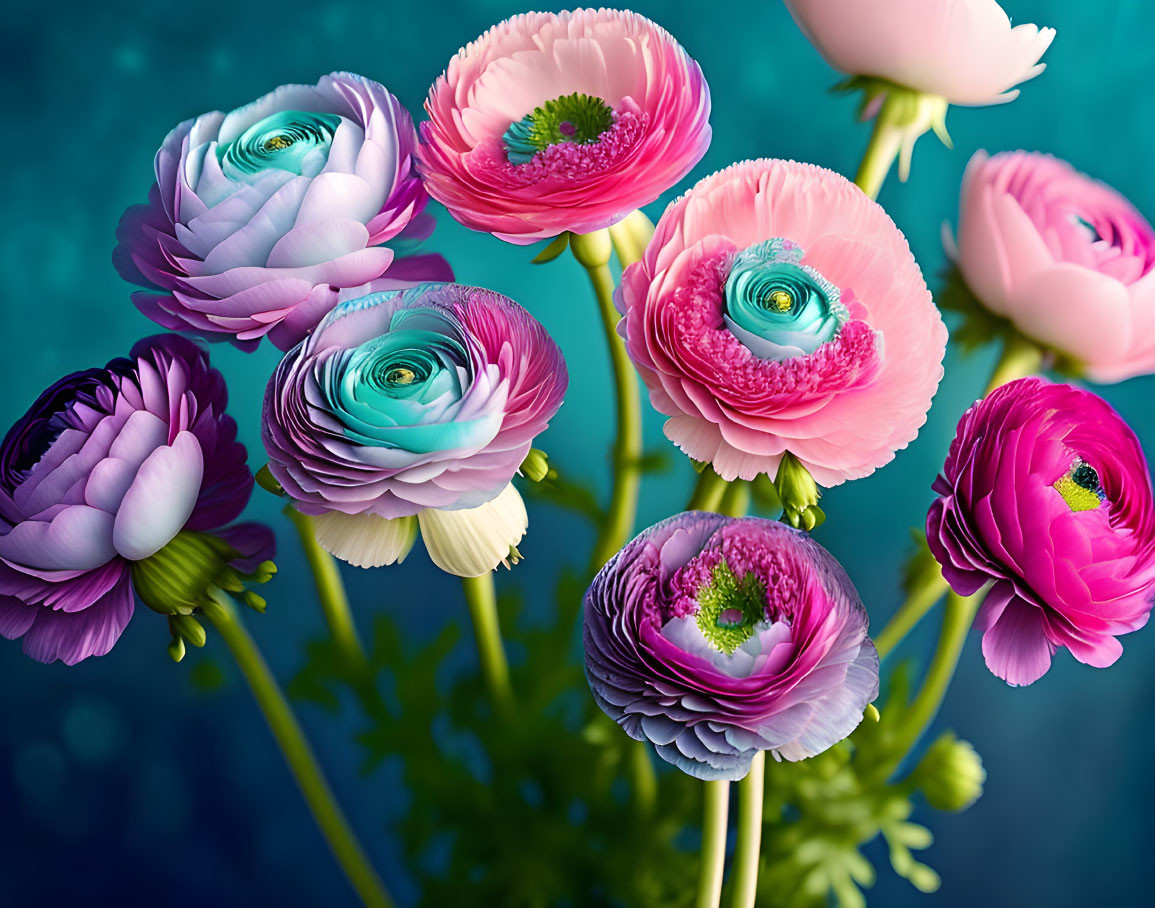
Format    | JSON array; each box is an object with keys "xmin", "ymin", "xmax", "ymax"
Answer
[{"xmin": 2, "ymin": 0, "xmax": 1154, "ymax": 904}]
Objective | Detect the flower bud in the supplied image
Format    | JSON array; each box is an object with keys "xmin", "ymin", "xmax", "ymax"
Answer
[
  {"xmin": 912, "ymin": 731, "xmax": 985, "ymax": 813},
  {"xmin": 775, "ymin": 452, "xmax": 826, "ymax": 531},
  {"xmin": 520, "ymin": 448, "xmax": 551, "ymax": 483}
]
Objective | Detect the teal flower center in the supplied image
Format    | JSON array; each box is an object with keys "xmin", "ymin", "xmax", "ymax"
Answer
[
  {"xmin": 724, "ymin": 239, "xmax": 848, "ymax": 361},
  {"xmin": 503, "ymin": 93, "xmax": 615, "ymax": 164},
  {"xmin": 1054, "ymin": 458, "xmax": 1105, "ymax": 512},
  {"xmin": 695, "ymin": 561, "xmax": 768, "ymax": 655},
  {"xmin": 220, "ymin": 110, "xmax": 342, "ymax": 180}
]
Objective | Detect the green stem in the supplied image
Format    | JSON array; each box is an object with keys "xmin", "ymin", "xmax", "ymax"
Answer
[
  {"xmin": 461, "ymin": 572, "xmax": 515, "ymax": 720},
  {"xmin": 873, "ymin": 558, "xmax": 951, "ymax": 660},
  {"xmin": 720, "ymin": 480, "xmax": 750, "ymax": 519},
  {"xmin": 630, "ymin": 739, "xmax": 658, "ymax": 821},
  {"xmin": 201, "ymin": 594, "xmax": 392, "ymax": 908},
  {"xmin": 854, "ymin": 118, "xmax": 903, "ymax": 200},
  {"xmin": 891, "ymin": 591, "xmax": 982, "ymax": 758},
  {"xmin": 572, "ymin": 231, "xmax": 643, "ymax": 575},
  {"xmin": 688, "ymin": 468, "xmax": 730, "ymax": 513},
  {"xmin": 696, "ymin": 780, "xmax": 731, "ymax": 908},
  {"xmin": 286, "ymin": 508, "xmax": 366, "ymax": 674},
  {"xmin": 728, "ymin": 751, "xmax": 765, "ymax": 908},
  {"xmin": 985, "ymin": 334, "xmax": 1044, "ymax": 395}
]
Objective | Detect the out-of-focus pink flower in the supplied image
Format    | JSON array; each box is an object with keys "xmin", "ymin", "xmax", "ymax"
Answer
[
  {"xmin": 952, "ymin": 151, "xmax": 1155, "ymax": 382},
  {"xmin": 619, "ymin": 159, "xmax": 946, "ymax": 486},
  {"xmin": 927, "ymin": 378, "xmax": 1155, "ymax": 686},
  {"xmin": 784, "ymin": 0, "xmax": 1055, "ymax": 106},
  {"xmin": 418, "ymin": 8, "xmax": 711, "ymax": 244},
  {"xmin": 115, "ymin": 72, "xmax": 451, "ymax": 351}
]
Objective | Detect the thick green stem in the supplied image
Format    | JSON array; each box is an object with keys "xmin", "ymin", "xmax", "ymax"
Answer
[
  {"xmin": 854, "ymin": 118, "xmax": 903, "ymax": 200},
  {"xmin": 985, "ymin": 334, "xmax": 1044, "ymax": 395},
  {"xmin": 201, "ymin": 594, "xmax": 392, "ymax": 908},
  {"xmin": 462, "ymin": 572, "xmax": 515, "ymax": 720},
  {"xmin": 873, "ymin": 560, "xmax": 952, "ymax": 660},
  {"xmin": 688, "ymin": 468, "xmax": 730, "ymax": 513},
  {"xmin": 720, "ymin": 480, "xmax": 750, "ymax": 519},
  {"xmin": 572, "ymin": 230, "xmax": 643, "ymax": 574},
  {"xmin": 696, "ymin": 780, "xmax": 731, "ymax": 908},
  {"xmin": 891, "ymin": 591, "xmax": 982, "ymax": 758},
  {"xmin": 286, "ymin": 508, "xmax": 366, "ymax": 674},
  {"xmin": 728, "ymin": 751, "xmax": 765, "ymax": 908},
  {"xmin": 630, "ymin": 739, "xmax": 658, "ymax": 820}
]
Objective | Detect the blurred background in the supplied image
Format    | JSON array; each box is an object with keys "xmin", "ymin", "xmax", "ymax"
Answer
[{"xmin": 1, "ymin": 0, "xmax": 1153, "ymax": 904}]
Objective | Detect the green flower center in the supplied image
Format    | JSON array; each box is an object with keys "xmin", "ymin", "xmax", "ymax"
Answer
[
  {"xmin": 694, "ymin": 561, "xmax": 768, "ymax": 654},
  {"xmin": 1054, "ymin": 458, "xmax": 1105, "ymax": 512},
  {"xmin": 503, "ymin": 93, "xmax": 615, "ymax": 164}
]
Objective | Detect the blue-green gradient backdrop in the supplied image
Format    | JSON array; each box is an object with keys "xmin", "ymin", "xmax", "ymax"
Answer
[{"xmin": 2, "ymin": 1, "xmax": 1153, "ymax": 904}]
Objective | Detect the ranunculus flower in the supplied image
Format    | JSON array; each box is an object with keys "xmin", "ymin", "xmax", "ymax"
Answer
[
  {"xmin": 584, "ymin": 511, "xmax": 878, "ymax": 781},
  {"xmin": 417, "ymin": 8, "xmax": 711, "ymax": 243},
  {"xmin": 262, "ymin": 283, "xmax": 568, "ymax": 577},
  {"xmin": 783, "ymin": 0, "xmax": 1055, "ymax": 106},
  {"xmin": 0, "ymin": 336, "xmax": 273, "ymax": 664},
  {"xmin": 114, "ymin": 72, "xmax": 451, "ymax": 351},
  {"xmin": 927, "ymin": 378, "xmax": 1155, "ymax": 686},
  {"xmin": 952, "ymin": 151, "xmax": 1155, "ymax": 382},
  {"xmin": 619, "ymin": 158, "xmax": 946, "ymax": 486}
]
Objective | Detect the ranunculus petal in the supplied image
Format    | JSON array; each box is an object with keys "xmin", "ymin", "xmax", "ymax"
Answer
[
  {"xmin": 311, "ymin": 509, "xmax": 417, "ymax": 569},
  {"xmin": 417, "ymin": 482, "xmax": 528, "ymax": 578},
  {"xmin": 113, "ymin": 431, "xmax": 205, "ymax": 561}
]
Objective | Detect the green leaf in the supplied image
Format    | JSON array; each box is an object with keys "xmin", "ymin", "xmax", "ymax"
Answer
[{"xmin": 530, "ymin": 232, "xmax": 570, "ymax": 264}]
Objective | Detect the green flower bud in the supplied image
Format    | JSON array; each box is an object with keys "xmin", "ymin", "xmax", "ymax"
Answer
[
  {"xmin": 520, "ymin": 448, "xmax": 551, "ymax": 483},
  {"xmin": 912, "ymin": 731, "xmax": 986, "ymax": 813},
  {"xmin": 775, "ymin": 452, "xmax": 825, "ymax": 531}
]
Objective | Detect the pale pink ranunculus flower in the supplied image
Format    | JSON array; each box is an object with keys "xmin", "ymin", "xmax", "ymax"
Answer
[
  {"xmin": 619, "ymin": 159, "xmax": 946, "ymax": 486},
  {"xmin": 417, "ymin": 8, "xmax": 711, "ymax": 244},
  {"xmin": 783, "ymin": 0, "xmax": 1055, "ymax": 106},
  {"xmin": 952, "ymin": 150, "xmax": 1155, "ymax": 382}
]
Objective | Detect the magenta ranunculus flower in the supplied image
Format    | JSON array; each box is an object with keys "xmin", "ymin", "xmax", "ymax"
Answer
[
  {"xmin": 263, "ymin": 282, "xmax": 567, "ymax": 577},
  {"xmin": 784, "ymin": 0, "xmax": 1054, "ymax": 106},
  {"xmin": 619, "ymin": 158, "xmax": 946, "ymax": 486},
  {"xmin": 0, "ymin": 336, "xmax": 273, "ymax": 664},
  {"xmin": 417, "ymin": 8, "xmax": 711, "ymax": 244},
  {"xmin": 584, "ymin": 511, "xmax": 878, "ymax": 781},
  {"xmin": 114, "ymin": 72, "xmax": 451, "ymax": 351},
  {"xmin": 927, "ymin": 378, "xmax": 1155, "ymax": 687},
  {"xmin": 952, "ymin": 151, "xmax": 1155, "ymax": 382}
]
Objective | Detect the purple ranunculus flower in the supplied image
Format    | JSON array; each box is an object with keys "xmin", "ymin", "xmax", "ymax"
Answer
[
  {"xmin": 927, "ymin": 378, "xmax": 1155, "ymax": 686},
  {"xmin": 114, "ymin": 72, "xmax": 452, "ymax": 351},
  {"xmin": 584, "ymin": 511, "xmax": 878, "ymax": 781},
  {"xmin": 262, "ymin": 282, "xmax": 567, "ymax": 576},
  {"xmin": 0, "ymin": 335, "xmax": 273, "ymax": 664}
]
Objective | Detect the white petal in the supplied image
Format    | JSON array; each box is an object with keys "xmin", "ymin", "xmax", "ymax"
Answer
[
  {"xmin": 311, "ymin": 510, "xmax": 417, "ymax": 569},
  {"xmin": 417, "ymin": 483, "xmax": 528, "ymax": 578}
]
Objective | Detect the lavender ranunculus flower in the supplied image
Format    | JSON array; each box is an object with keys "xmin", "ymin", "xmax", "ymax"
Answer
[
  {"xmin": 262, "ymin": 283, "xmax": 567, "ymax": 577},
  {"xmin": 584, "ymin": 512, "xmax": 878, "ymax": 780},
  {"xmin": 0, "ymin": 336, "xmax": 273, "ymax": 664},
  {"xmin": 114, "ymin": 72, "xmax": 451, "ymax": 351}
]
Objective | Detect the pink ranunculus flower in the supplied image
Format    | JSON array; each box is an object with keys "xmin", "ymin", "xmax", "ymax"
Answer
[
  {"xmin": 619, "ymin": 159, "xmax": 946, "ymax": 486},
  {"xmin": 417, "ymin": 8, "xmax": 711, "ymax": 244},
  {"xmin": 0, "ymin": 336, "xmax": 273, "ymax": 664},
  {"xmin": 115, "ymin": 72, "xmax": 451, "ymax": 351},
  {"xmin": 783, "ymin": 0, "xmax": 1055, "ymax": 106},
  {"xmin": 927, "ymin": 378, "xmax": 1155, "ymax": 687},
  {"xmin": 952, "ymin": 150, "xmax": 1155, "ymax": 382}
]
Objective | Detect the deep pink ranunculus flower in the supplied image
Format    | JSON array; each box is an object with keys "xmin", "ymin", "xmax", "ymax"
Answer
[
  {"xmin": 784, "ymin": 0, "xmax": 1054, "ymax": 106},
  {"xmin": 953, "ymin": 150, "xmax": 1155, "ymax": 382},
  {"xmin": 619, "ymin": 158, "xmax": 946, "ymax": 486},
  {"xmin": 417, "ymin": 8, "xmax": 711, "ymax": 244},
  {"xmin": 584, "ymin": 511, "xmax": 878, "ymax": 781},
  {"xmin": 0, "ymin": 336, "xmax": 272, "ymax": 664},
  {"xmin": 114, "ymin": 72, "xmax": 451, "ymax": 351},
  {"xmin": 927, "ymin": 378, "xmax": 1155, "ymax": 687}
]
